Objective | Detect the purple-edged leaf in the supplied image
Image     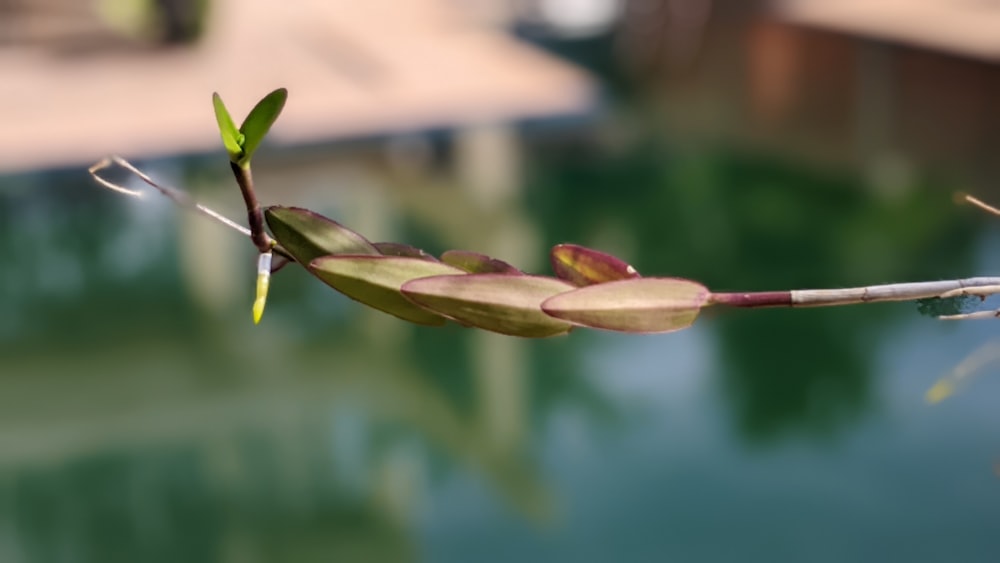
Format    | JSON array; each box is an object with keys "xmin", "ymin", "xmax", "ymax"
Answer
[
  {"xmin": 440, "ymin": 250, "xmax": 522, "ymax": 274},
  {"xmin": 374, "ymin": 242, "xmax": 439, "ymax": 261},
  {"xmin": 402, "ymin": 274, "xmax": 575, "ymax": 338},
  {"xmin": 265, "ymin": 206, "xmax": 378, "ymax": 265},
  {"xmin": 550, "ymin": 244, "xmax": 640, "ymax": 287},
  {"xmin": 541, "ymin": 277, "xmax": 709, "ymax": 333},
  {"xmin": 310, "ymin": 255, "xmax": 465, "ymax": 326}
]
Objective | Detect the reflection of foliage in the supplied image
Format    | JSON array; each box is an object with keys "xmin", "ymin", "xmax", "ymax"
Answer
[
  {"xmin": 7, "ymin": 444, "xmax": 414, "ymax": 563},
  {"xmin": 407, "ymin": 309, "xmax": 619, "ymax": 427},
  {"xmin": 530, "ymin": 334, "xmax": 622, "ymax": 427},
  {"xmin": 524, "ymin": 130, "xmax": 980, "ymax": 442},
  {"xmin": 409, "ymin": 325, "xmax": 479, "ymax": 412},
  {"xmin": 915, "ymin": 296, "xmax": 978, "ymax": 318},
  {"xmin": 716, "ymin": 307, "xmax": 872, "ymax": 442},
  {"xmin": 0, "ymin": 169, "xmax": 193, "ymax": 352}
]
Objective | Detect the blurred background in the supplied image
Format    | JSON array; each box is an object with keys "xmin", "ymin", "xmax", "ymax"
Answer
[{"xmin": 3, "ymin": 0, "xmax": 1000, "ymax": 561}]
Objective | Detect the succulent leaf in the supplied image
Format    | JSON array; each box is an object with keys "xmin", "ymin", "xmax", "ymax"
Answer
[
  {"xmin": 541, "ymin": 277, "xmax": 709, "ymax": 333},
  {"xmin": 402, "ymin": 274, "xmax": 575, "ymax": 337}
]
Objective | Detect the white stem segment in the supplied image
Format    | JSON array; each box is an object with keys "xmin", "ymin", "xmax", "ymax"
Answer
[
  {"xmin": 253, "ymin": 251, "xmax": 272, "ymax": 324},
  {"xmin": 790, "ymin": 277, "xmax": 1000, "ymax": 306},
  {"xmin": 89, "ymin": 155, "xmax": 251, "ymax": 237},
  {"xmin": 939, "ymin": 309, "xmax": 1000, "ymax": 321}
]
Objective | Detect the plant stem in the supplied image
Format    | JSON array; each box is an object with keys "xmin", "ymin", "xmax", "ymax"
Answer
[
  {"xmin": 710, "ymin": 277, "xmax": 1000, "ymax": 308},
  {"xmin": 230, "ymin": 161, "xmax": 272, "ymax": 253}
]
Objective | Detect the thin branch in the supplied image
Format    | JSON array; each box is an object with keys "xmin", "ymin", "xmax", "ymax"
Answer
[
  {"xmin": 791, "ymin": 278, "xmax": 1000, "ymax": 306},
  {"xmin": 711, "ymin": 277, "xmax": 1000, "ymax": 308},
  {"xmin": 90, "ymin": 155, "xmax": 251, "ymax": 237},
  {"xmin": 89, "ymin": 155, "xmax": 294, "ymax": 261},
  {"xmin": 939, "ymin": 309, "xmax": 1000, "ymax": 321},
  {"xmin": 963, "ymin": 193, "xmax": 1000, "ymax": 217},
  {"xmin": 939, "ymin": 284, "xmax": 1000, "ymax": 299}
]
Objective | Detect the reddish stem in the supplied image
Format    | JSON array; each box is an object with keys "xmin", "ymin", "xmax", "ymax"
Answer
[
  {"xmin": 710, "ymin": 291, "xmax": 793, "ymax": 308},
  {"xmin": 230, "ymin": 161, "xmax": 271, "ymax": 253}
]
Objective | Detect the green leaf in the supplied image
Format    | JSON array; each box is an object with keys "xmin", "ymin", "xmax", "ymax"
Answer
[
  {"xmin": 550, "ymin": 244, "xmax": 640, "ymax": 286},
  {"xmin": 541, "ymin": 277, "xmax": 709, "ymax": 333},
  {"xmin": 440, "ymin": 250, "xmax": 522, "ymax": 274},
  {"xmin": 402, "ymin": 274, "xmax": 575, "ymax": 338},
  {"xmin": 265, "ymin": 206, "xmax": 379, "ymax": 265},
  {"xmin": 212, "ymin": 92, "xmax": 243, "ymax": 160},
  {"xmin": 310, "ymin": 255, "xmax": 466, "ymax": 326},
  {"xmin": 374, "ymin": 242, "xmax": 439, "ymax": 261},
  {"xmin": 238, "ymin": 87, "xmax": 287, "ymax": 166}
]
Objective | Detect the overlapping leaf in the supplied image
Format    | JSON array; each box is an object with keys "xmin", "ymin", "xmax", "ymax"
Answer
[
  {"xmin": 310, "ymin": 255, "xmax": 465, "ymax": 325},
  {"xmin": 440, "ymin": 250, "xmax": 522, "ymax": 274},
  {"xmin": 374, "ymin": 242, "xmax": 439, "ymax": 261},
  {"xmin": 266, "ymin": 206, "xmax": 712, "ymax": 336},
  {"xmin": 541, "ymin": 277, "xmax": 710, "ymax": 333},
  {"xmin": 550, "ymin": 244, "xmax": 640, "ymax": 286},
  {"xmin": 265, "ymin": 206, "xmax": 379, "ymax": 265},
  {"xmin": 402, "ymin": 274, "xmax": 575, "ymax": 337}
]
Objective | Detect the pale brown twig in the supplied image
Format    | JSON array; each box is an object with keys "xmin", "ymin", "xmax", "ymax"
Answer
[{"xmin": 88, "ymin": 155, "xmax": 293, "ymax": 264}]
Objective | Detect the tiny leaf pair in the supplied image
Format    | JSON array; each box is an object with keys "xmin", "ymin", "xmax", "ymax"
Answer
[{"xmin": 212, "ymin": 88, "xmax": 288, "ymax": 167}]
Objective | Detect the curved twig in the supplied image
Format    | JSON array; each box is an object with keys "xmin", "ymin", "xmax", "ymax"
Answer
[
  {"xmin": 89, "ymin": 155, "xmax": 252, "ymax": 237},
  {"xmin": 89, "ymin": 155, "xmax": 294, "ymax": 262}
]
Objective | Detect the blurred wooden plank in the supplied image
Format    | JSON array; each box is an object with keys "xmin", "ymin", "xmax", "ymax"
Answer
[
  {"xmin": 776, "ymin": 0, "xmax": 1000, "ymax": 61},
  {"xmin": 0, "ymin": 0, "xmax": 595, "ymax": 173}
]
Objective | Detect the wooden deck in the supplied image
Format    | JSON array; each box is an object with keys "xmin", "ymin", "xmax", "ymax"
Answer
[
  {"xmin": 0, "ymin": 0, "xmax": 595, "ymax": 173},
  {"xmin": 776, "ymin": 0, "xmax": 1000, "ymax": 61}
]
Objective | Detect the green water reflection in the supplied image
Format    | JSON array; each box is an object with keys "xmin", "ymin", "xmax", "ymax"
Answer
[
  {"xmin": 527, "ymin": 133, "xmax": 982, "ymax": 439},
  {"xmin": 5, "ymin": 38, "xmax": 1000, "ymax": 563}
]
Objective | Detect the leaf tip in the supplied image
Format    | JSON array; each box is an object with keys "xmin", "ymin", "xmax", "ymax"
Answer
[
  {"xmin": 252, "ymin": 298, "xmax": 266, "ymax": 324},
  {"xmin": 252, "ymin": 252, "xmax": 272, "ymax": 324}
]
